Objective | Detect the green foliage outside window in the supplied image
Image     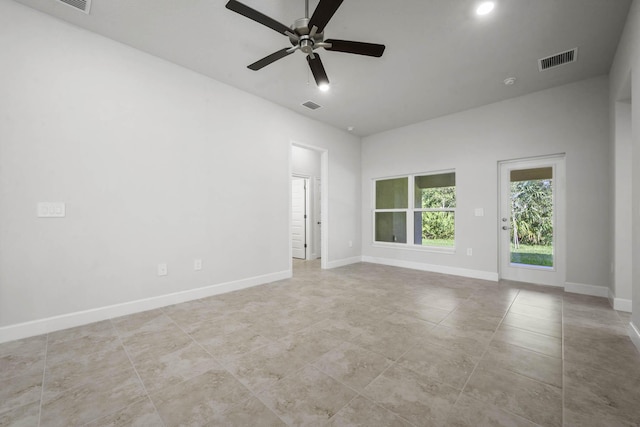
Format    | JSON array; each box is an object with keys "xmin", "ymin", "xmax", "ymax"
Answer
[
  {"xmin": 510, "ymin": 179, "xmax": 553, "ymax": 247},
  {"xmin": 420, "ymin": 186, "xmax": 455, "ymax": 241}
]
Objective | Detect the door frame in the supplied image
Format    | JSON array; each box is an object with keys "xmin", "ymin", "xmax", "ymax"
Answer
[
  {"xmin": 289, "ymin": 142, "xmax": 329, "ymax": 270},
  {"xmin": 498, "ymin": 154, "xmax": 566, "ymax": 287},
  {"xmin": 291, "ymin": 175, "xmax": 311, "ymax": 260}
]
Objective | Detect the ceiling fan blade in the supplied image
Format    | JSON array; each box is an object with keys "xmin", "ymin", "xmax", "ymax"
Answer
[
  {"xmin": 324, "ymin": 39, "xmax": 386, "ymax": 57},
  {"xmin": 248, "ymin": 48, "xmax": 294, "ymax": 71},
  {"xmin": 225, "ymin": 0, "xmax": 291, "ymax": 35},
  {"xmin": 308, "ymin": 0, "xmax": 344, "ymax": 33},
  {"xmin": 307, "ymin": 54, "xmax": 330, "ymax": 87}
]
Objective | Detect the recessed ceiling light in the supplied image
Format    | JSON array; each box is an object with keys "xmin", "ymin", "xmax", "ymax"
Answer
[
  {"xmin": 347, "ymin": 126, "xmax": 354, "ymax": 132},
  {"xmin": 503, "ymin": 77, "xmax": 516, "ymax": 85},
  {"xmin": 476, "ymin": 2, "xmax": 495, "ymax": 15},
  {"xmin": 318, "ymin": 83, "xmax": 330, "ymax": 92}
]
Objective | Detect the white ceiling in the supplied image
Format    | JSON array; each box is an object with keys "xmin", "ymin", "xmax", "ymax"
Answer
[{"xmin": 12, "ymin": 0, "xmax": 632, "ymax": 136}]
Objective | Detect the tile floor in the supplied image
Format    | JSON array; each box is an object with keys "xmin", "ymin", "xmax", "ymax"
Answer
[{"xmin": 1, "ymin": 260, "xmax": 640, "ymax": 426}]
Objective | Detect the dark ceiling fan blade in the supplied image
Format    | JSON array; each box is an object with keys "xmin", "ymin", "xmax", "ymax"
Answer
[
  {"xmin": 324, "ymin": 39, "xmax": 386, "ymax": 57},
  {"xmin": 308, "ymin": 0, "xmax": 344, "ymax": 33},
  {"xmin": 225, "ymin": 0, "xmax": 291, "ymax": 35},
  {"xmin": 307, "ymin": 54, "xmax": 330, "ymax": 87},
  {"xmin": 248, "ymin": 48, "xmax": 294, "ymax": 70}
]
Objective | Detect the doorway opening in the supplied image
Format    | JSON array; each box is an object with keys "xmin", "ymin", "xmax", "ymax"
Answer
[
  {"xmin": 499, "ymin": 155, "xmax": 566, "ymax": 287},
  {"xmin": 290, "ymin": 143, "xmax": 328, "ymax": 273}
]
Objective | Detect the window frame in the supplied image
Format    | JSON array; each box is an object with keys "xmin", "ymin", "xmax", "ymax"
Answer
[{"xmin": 372, "ymin": 170, "xmax": 456, "ymax": 253}]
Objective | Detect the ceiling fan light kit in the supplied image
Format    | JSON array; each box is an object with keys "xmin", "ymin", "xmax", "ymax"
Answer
[{"xmin": 225, "ymin": 0, "xmax": 385, "ymax": 90}]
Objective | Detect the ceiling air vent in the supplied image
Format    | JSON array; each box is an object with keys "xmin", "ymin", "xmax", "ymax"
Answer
[
  {"xmin": 302, "ymin": 101, "xmax": 322, "ymax": 110},
  {"xmin": 538, "ymin": 48, "xmax": 578, "ymax": 71},
  {"xmin": 57, "ymin": 0, "xmax": 91, "ymax": 14}
]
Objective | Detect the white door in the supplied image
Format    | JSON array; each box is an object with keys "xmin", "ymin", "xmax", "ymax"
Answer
[
  {"xmin": 499, "ymin": 156, "xmax": 566, "ymax": 287},
  {"xmin": 292, "ymin": 177, "xmax": 307, "ymax": 259}
]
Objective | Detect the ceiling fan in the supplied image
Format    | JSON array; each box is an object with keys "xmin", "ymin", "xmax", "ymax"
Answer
[{"xmin": 225, "ymin": 0, "xmax": 386, "ymax": 91}]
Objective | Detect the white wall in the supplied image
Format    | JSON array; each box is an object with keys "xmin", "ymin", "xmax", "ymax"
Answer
[
  {"xmin": 609, "ymin": 0, "xmax": 640, "ymax": 349},
  {"xmin": 0, "ymin": 0, "xmax": 361, "ymax": 338},
  {"xmin": 361, "ymin": 77, "xmax": 611, "ymax": 289}
]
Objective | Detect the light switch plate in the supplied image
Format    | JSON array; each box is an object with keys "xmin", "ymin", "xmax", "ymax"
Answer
[
  {"xmin": 474, "ymin": 208, "xmax": 484, "ymax": 217},
  {"xmin": 157, "ymin": 263, "xmax": 168, "ymax": 276},
  {"xmin": 38, "ymin": 202, "xmax": 65, "ymax": 218},
  {"xmin": 194, "ymin": 259, "xmax": 202, "ymax": 271}
]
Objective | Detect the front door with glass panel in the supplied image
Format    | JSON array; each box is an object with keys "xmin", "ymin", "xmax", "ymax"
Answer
[{"xmin": 499, "ymin": 156, "xmax": 565, "ymax": 287}]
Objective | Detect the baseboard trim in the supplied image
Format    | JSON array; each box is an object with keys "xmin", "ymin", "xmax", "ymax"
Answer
[
  {"xmin": 629, "ymin": 322, "xmax": 640, "ymax": 354},
  {"xmin": 325, "ymin": 256, "xmax": 363, "ymax": 269},
  {"xmin": 362, "ymin": 256, "xmax": 499, "ymax": 281},
  {"xmin": 608, "ymin": 289, "xmax": 633, "ymax": 312},
  {"xmin": 0, "ymin": 270, "xmax": 291, "ymax": 344},
  {"xmin": 564, "ymin": 282, "xmax": 609, "ymax": 298}
]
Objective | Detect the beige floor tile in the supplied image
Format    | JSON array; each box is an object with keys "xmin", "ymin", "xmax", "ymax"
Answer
[
  {"xmin": 110, "ymin": 309, "xmax": 168, "ymax": 336},
  {"xmin": 0, "ymin": 401, "xmax": 40, "ymax": 427},
  {"xmin": 0, "ymin": 335, "xmax": 46, "ymax": 357},
  {"xmin": 0, "ymin": 372, "xmax": 42, "ymax": 415},
  {"xmin": 397, "ymin": 342, "xmax": 479, "ymax": 390},
  {"xmin": 463, "ymin": 364, "xmax": 562, "ymax": 427},
  {"xmin": 508, "ymin": 303, "xmax": 562, "ymax": 322},
  {"xmin": 150, "ymin": 368, "xmax": 250, "ymax": 427},
  {"xmin": 40, "ymin": 367, "xmax": 146, "ymax": 427},
  {"xmin": 446, "ymin": 395, "xmax": 539, "ymax": 427},
  {"xmin": 501, "ymin": 311, "xmax": 562, "ymax": 338},
  {"xmin": 43, "ymin": 345, "xmax": 133, "ymax": 401},
  {"xmin": 193, "ymin": 324, "xmax": 273, "ymax": 363},
  {"xmin": 131, "ymin": 340, "xmax": 220, "ymax": 393},
  {"xmin": 258, "ymin": 365, "xmax": 357, "ymax": 426},
  {"xmin": 564, "ymin": 324, "xmax": 640, "ymax": 379},
  {"xmin": 564, "ymin": 407, "xmax": 639, "ymax": 427},
  {"xmin": 493, "ymin": 324, "xmax": 562, "ymax": 358},
  {"xmin": 212, "ymin": 395, "xmax": 285, "ymax": 426},
  {"xmin": 0, "ymin": 349, "xmax": 45, "ymax": 383},
  {"xmin": 363, "ymin": 364, "xmax": 459, "ymax": 426},
  {"xmin": 224, "ymin": 341, "xmax": 308, "ymax": 392},
  {"xmin": 328, "ymin": 395, "xmax": 414, "ymax": 427},
  {"xmin": 119, "ymin": 321, "xmax": 193, "ymax": 360},
  {"xmin": 349, "ymin": 323, "xmax": 427, "ymax": 361},
  {"xmin": 564, "ymin": 361, "xmax": 640, "ymax": 425},
  {"xmin": 481, "ymin": 340, "xmax": 562, "ymax": 388},
  {"xmin": 6, "ymin": 261, "xmax": 640, "ymax": 426},
  {"xmin": 278, "ymin": 328, "xmax": 344, "ymax": 363},
  {"xmin": 422, "ymin": 325, "xmax": 493, "ymax": 358},
  {"xmin": 438, "ymin": 309, "xmax": 503, "ymax": 333},
  {"xmin": 84, "ymin": 398, "xmax": 163, "ymax": 426},
  {"xmin": 312, "ymin": 341, "xmax": 392, "ymax": 392}
]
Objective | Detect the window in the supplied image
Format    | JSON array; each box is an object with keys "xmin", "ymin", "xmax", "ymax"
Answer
[{"xmin": 374, "ymin": 171, "xmax": 456, "ymax": 249}]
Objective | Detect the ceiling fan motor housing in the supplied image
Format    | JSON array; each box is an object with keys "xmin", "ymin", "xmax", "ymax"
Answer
[{"xmin": 290, "ymin": 17, "xmax": 324, "ymax": 53}]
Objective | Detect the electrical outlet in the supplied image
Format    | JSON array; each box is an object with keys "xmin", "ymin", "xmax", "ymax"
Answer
[
  {"xmin": 37, "ymin": 202, "xmax": 66, "ymax": 218},
  {"xmin": 157, "ymin": 263, "xmax": 168, "ymax": 276},
  {"xmin": 467, "ymin": 248, "xmax": 473, "ymax": 256},
  {"xmin": 348, "ymin": 241, "xmax": 353, "ymax": 248},
  {"xmin": 194, "ymin": 259, "xmax": 202, "ymax": 271}
]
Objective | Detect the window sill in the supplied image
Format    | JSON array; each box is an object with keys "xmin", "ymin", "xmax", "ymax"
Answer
[{"xmin": 372, "ymin": 242, "xmax": 456, "ymax": 255}]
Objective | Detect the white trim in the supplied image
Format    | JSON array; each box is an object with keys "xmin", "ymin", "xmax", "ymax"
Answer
[
  {"xmin": 372, "ymin": 242, "xmax": 455, "ymax": 255},
  {"xmin": 629, "ymin": 322, "xmax": 640, "ymax": 354},
  {"xmin": 608, "ymin": 289, "xmax": 633, "ymax": 312},
  {"xmin": 325, "ymin": 256, "xmax": 363, "ymax": 269},
  {"xmin": 0, "ymin": 270, "xmax": 291, "ymax": 344},
  {"xmin": 362, "ymin": 256, "xmax": 499, "ymax": 281},
  {"xmin": 564, "ymin": 282, "xmax": 609, "ymax": 298}
]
